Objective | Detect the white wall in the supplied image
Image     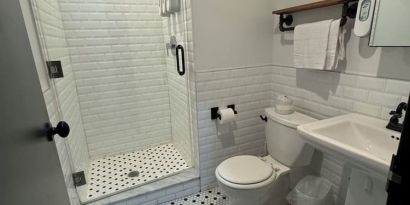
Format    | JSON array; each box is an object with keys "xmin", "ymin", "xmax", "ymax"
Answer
[
  {"xmin": 58, "ymin": 0, "xmax": 173, "ymax": 158},
  {"xmin": 271, "ymin": 4, "xmax": 410, "ymax": 80},
  {"xmin": 190, "ymin": 0, "xmax": 410, "ymax": 197},
  {"xmin": 162, "ymin": 0, "xmax": 195, "ymax": 167},
  {"xmin": 271, "ymin": 0, "xmax": 317, "ymax": 10},
  {"xmin": 190, "ymin": 0, "xmax": 275, "ymax": 189},
  {"xmin": 191, "ymin": 0, "xmax": 274, "ymax": 71},
  {"xmin": 270, "ymin": 1, "xmax": 410, "ymax": 203},
  {"xmin": 195, "ymin": 67, "xmax": 271, "ymax": 188}
]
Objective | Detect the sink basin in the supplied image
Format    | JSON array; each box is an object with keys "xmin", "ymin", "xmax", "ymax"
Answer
[{"xmin": 298, "ymin": 113, "xmax": 400, "ymax": 175}]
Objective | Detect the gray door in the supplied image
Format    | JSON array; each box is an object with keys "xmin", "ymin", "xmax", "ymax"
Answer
[{"xmin": 0, "ymin": 0, "xmax": 71, "ymax": 205}]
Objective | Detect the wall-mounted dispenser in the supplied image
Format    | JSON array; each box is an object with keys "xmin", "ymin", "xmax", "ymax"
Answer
[
  {"xmin": 159, "ymin": 0, "xmax": 180, "ymax": 17},
  {"xmin": 166, "ymin": 0, "xmax": 180, "ymax": 13},
  {"xmin": 354, "ymin": 0, "xmax": 375, "ymax": 37}
]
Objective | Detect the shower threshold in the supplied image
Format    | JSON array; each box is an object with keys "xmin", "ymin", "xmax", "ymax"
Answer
[{"xmin": 77, "ymin": 143, "xmax": 190, "ymax": 203}]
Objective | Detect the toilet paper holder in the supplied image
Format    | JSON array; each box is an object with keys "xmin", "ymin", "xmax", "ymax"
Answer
[{"xmin": 211, "ymin": 104, "xmax": 238, "ymax": 120}]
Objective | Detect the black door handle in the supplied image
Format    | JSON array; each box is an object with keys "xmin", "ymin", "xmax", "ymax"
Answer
[
  {"xmin": 176, "ymin": 45, "xmax": 185, "ymax": 76},
  {"xmin": 45, "ymin": 121, "xmax": 70, "ymax": 141}
]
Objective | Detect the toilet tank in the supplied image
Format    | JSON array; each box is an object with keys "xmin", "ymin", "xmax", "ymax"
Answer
[{"xmin": 265, "ymin": 108, "xmax": 317, "ymax": 168}]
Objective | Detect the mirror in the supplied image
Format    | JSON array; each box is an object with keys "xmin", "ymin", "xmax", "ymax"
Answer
[{"xmin": 369, "ymin": 0, "xmax": 410, "ymax": 47}]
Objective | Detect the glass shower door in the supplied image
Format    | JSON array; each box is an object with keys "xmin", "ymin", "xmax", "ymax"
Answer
[{"xmin": 30, "ymin": 0, "xmax": 193, "ymax": 202}]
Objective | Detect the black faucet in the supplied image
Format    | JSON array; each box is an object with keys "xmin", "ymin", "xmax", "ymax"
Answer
[{"xmin": 387, "ymin": 102, "xmax": 408, "ymax": 132}]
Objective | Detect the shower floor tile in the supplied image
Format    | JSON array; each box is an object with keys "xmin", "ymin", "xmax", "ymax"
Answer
[
  {"xmin": 161, "ymin": 187, "xmax": 229, "ymax": 205},
  {"xmin": 85, "ymin": 144, "xmax": 189, "ymax": 201}
]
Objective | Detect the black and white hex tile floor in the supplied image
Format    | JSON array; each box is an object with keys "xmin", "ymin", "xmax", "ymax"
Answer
[
  {"xmin": 161, "ymin": 187, "xmax": 229, "ymax": 205},
  {"xmin": 85, "ymin": 144, "xmax": 190, "ymax": 201}
]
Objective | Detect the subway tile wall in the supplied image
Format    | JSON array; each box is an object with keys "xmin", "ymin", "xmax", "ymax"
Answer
[
  {"xmin": 193, "ymin": 63, "xmax": 410, "ymax": 196},
  {"xmin": 83, "ymin": 1, "xmax": 199, "ymax": 203},
  {"xmin": 58, "ymin": 0, "xmax": 172, "ymax": 158},
  {"xmin": 162, "ymin": 0, "xmax": 194, "ymax": 167},
  {"xmin": 270, "ymin": 65, "xmax": 409, "ymax": 121},
  {"xmin": 44, "ymin": 89, "xmax": 82, "ymax": 205},
  {"xmin": 195, "ymin": 66, "xmax": 271, "ymax": 189},
  {"xmin": 186, "ymin": 0, "xmax": 200, "ymax": 172},
  {"xmin": 270, "ymin": 65, "xmax": 410, "ymax": 202},
  {"xmin": 318, "ymin": 154, "xmax": 345, "ymax": 202},
  {"xmin": 30, "ymin": 0, "xmax": 90, "ymax": 204},
  {"xmin": 31, "ymin": 0, "xmax": 200, "ymax": 204}
]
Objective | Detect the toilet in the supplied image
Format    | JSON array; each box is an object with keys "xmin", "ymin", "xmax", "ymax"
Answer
[{"xmin": 215, "ymin": 108, "xmax": 317, "ymax": 205}]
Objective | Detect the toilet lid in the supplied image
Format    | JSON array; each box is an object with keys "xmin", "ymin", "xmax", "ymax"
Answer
[{"xmin": 216, "ymin": 155, "xmax": 274, "ymax": 185}]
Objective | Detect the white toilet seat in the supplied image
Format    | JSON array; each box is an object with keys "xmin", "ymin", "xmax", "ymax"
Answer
[{"xmin": 215, "ymin": 155, "xmax": 278, "ymax": 190}]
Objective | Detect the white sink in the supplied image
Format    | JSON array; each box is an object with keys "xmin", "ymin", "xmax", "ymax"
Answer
[{"xmin": 298, "ymin": 113, "xmax": 400, "ymax": 175}]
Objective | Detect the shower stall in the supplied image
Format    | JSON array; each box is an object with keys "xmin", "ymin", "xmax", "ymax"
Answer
[{"xmin": 28, "ymin": 0, "xmax": 194, "ymax": 203}]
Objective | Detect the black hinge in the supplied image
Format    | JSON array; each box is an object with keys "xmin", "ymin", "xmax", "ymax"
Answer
[
  {"xmin": 46, "ymin": 61, "xmax": 64, "ymax": 78},
  {"xmin": 72, "ymin": 171, "xmax": 86, "ymax": 187}
]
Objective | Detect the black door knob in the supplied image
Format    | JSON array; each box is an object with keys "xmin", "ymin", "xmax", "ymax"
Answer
[{"xmin": 45, "ymin": 121, "xmax": 70, "ymax": 141}]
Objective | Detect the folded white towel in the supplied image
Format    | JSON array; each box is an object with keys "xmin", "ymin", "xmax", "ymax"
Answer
[
  {"xmin": 325, "ymin": 19, "xmax": 341, "ymax": 70},
  {"xmin": 294, "ymin": 20, "xmax": 333, "ymax": 70}
]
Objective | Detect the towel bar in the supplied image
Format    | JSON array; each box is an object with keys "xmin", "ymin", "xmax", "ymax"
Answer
[{"xmin": 274, "ymin": 0, "xmax": 358, "ymax": 32}]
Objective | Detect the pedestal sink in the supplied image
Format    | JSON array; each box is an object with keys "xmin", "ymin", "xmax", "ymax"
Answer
[{"xmin": 297, "ymin": 113, "xmax": 400, "ymax": 175}]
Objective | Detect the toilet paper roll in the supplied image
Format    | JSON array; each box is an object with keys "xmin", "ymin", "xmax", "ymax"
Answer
[{"xmin": 217, "ymin": 108, "xmax": 235, "ymax": 124}]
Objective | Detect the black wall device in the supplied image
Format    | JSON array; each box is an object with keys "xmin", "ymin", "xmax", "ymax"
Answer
[{"xmin": 386, "ymin": 94, "xmax": 410, "ymax": 205}]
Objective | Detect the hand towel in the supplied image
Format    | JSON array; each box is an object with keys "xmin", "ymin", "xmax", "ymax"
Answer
[
  {"xmin": 294, "ymin": 20, "xmax": 333, "ymax": 70},
  {"xmin": 336, "ymin": 26, "xmax": 346, "ymax": 67},
  {"xmin": 325, "ymin": 19, "xmax": 346, "ymax": 70},
  {"xmin": 324, "ymin": 19, "xmax": 340, "ymax": 70}
]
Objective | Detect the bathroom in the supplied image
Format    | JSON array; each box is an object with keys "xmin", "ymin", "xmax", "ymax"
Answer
[{"xmin": 1, "ymin": 0, "xmax": 410, "ymax": 205}]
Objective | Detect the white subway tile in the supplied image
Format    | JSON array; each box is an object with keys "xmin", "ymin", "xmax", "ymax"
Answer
[
  {"xmin": 343, "ymin": 86, "xmax": 369, "ymax": 102},
  {"xmin": 386, "ymin": 80, "xmax": 410, "ymax": 95},
  {"xmin": 355, "ymin": 76, "xmax": 387, "ymax": 91},
  {"xmin": 368, "ymin": 91, "xmax": 401, "ymax": 107},
  {"xmin": 352, "ymin": 102, "xmax": 381, "ymax": 117}
]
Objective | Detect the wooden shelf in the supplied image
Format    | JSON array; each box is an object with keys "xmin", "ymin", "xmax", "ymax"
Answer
[{"xmin": 272, "ymin": 0, "xmax": 344, "ymax": 15}]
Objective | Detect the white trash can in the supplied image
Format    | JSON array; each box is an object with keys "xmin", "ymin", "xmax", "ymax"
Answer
[{"xmin": 286, "ymin": 175, "xmax": 334, "ymax": 205}]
